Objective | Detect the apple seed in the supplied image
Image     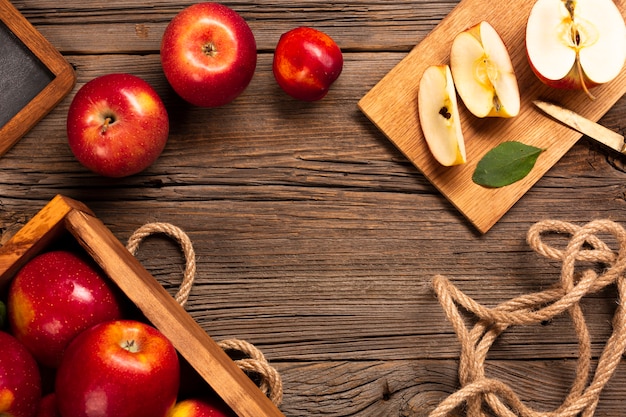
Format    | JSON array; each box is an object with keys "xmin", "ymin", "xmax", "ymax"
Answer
[{"xmin": 439, "ymin": 106, "xmax": 452, "ymax": 120}]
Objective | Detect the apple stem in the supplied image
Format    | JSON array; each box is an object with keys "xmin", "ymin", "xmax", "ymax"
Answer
[
  {"xmin": 575, "ymin": 56, "xmax": 595, "ymax": 100},
  {"xmin": 102, "ymin": 117, "xmax": 113, "ymax": 134}
]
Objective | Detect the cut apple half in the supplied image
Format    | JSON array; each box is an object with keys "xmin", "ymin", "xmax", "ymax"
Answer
[
  {"xmin": 526, "ymin": 0, "xmax": 626, "ymax": 98},
  {"xmin": 450, "ymin": 21, "xmax": 520, "ymax": 118},
  {"xmin": 417, "ymin": 65, "xmax": 466, "ymax": 167}
]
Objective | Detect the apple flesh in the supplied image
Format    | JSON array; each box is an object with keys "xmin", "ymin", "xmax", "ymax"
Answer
[
  {"xmin": 450, "ymin": 21, "xmax": 520, "ymax": 118},
  {"xmin": 55, "ymin": 320, "xmax": 180, "ymax": 417},
  {"xmin": 273, "ymin": 27, "xmax": 343, "ymax": 101},
  {"xmin": 8, "ymin": 250, "xmax": 123, "ymax": 368},
  {"xmin": 0, "ymin": 331, "xmax": 42, "ymax": 417},
  {"xmin": 67, "ymin": 73, "xmax": 169, "ymax": 177},
  {"xmin": 161, "ymin": 2, "xmax": 257, "ymax": 107},
  {"xmin": 167, "ymin": 397, "xmax": 236, "ymax": 417},
  {"xmin": 418, "ymin": 65, "xmax": 466, "ymax": 166},
  {"xmin": 526, "ymin": 0, "xmax": 626, "ymax": 98}
]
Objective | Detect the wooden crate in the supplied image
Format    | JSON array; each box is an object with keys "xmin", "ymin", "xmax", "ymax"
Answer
[{"xmin": 0, "ymin": 194, "xmax": 284, "ymax": 417}]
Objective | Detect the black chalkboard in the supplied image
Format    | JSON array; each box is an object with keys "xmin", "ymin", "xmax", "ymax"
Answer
[
  {"xmin": 0, "ymin": 20, "xmax": 54, "ymax": 128},
  {"xmin": 0, "ymin": 0, "xmax": 75, "ymax": 156}
]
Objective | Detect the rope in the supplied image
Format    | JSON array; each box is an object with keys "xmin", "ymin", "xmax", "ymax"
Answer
[
  {"xmin": 126, "ymin": 222, "xmax": 196, "ymax": 306},
  {"xmin": 126, "ymin": 222, "xmax": 283, "ymax": 407},
  {"xmin": 430, "ymin": 219, "xmax": 626, "ymax": 417}
]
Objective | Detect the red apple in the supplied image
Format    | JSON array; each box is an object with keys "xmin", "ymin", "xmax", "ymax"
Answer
[
  {"xmin": 67, "ymin": 73, "xmax": 169, "ymax": 177},
  {"xmin": 160, "ymin": 2, "xmax": 257, "ymax": 107},
  {"xmin": 167, "ymin": 397, "xmax": 235, "ymax": 417},
  {"xmin": 273, "ymin": 27, "xmax": 343, "ymax": 101},
  {"xmin": 8, "ymin": 250, "xmax": 123, "ymax": 368},
  {"xmin": 0, "ymin": 331, "xmax": 42, "ymax": 417},
  {"xmin": 55, "ymin": 320, "xmax": 180, "ymax": 417},
  {"xmin": 35, "ymin": 394, "xmax": 60, "ymax": 417}
]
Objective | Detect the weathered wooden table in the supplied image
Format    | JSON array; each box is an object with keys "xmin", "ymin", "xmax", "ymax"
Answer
[{"xmin": 2, "ymin": 1, "xmax": 626, "ymax": 416}]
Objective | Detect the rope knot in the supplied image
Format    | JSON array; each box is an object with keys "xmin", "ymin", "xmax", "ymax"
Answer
[{"xmin": 430, "ymin": 219, "xmax": 626, "ymax": 417}]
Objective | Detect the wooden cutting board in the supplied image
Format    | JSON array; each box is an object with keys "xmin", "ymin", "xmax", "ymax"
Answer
[{"xmin": 358, "ymin": 0, "xmax": 626, "ymax": 234}]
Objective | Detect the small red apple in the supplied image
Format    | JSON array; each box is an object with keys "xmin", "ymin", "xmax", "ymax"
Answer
[
  {"xmin": 160, "ymin": 2, "xmax": 257, "ymax": 107},
  {"xmin": 0, "ymin": 331, "xmax": 42, "ymax": 417},
  {"xmin": 167, "ymin": 397, "xmax": 235, "ymax": 417},
  {"xmin": 8, "ymin": 250, "xmax": 123, "ymax": 368},
  {"xmin": 35, "ymin": 394, "xmax": 60, "ymax": 417},
  {"xmin": 67, "ymin": 73, "xmax": 169, "ymax": 177},
  {"xmin": 273, "ymin": 27, "xmax": 343, "ymax": 101},
  {"xmin": 55, "ymin": 320, "xmax": 180, "ymax": 417}
]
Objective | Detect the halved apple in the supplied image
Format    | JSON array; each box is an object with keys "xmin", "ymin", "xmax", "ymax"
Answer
[
  {"xmin": 526, "ymin": 0, "xmax": 626, "ymax": 99},
  {"xmin": 450, "ymin": 21, "xmax": 520, "ymax": 118},
  {"xmin": 418, "ymin": 65, "xmax": 466, "ymax": 166}
]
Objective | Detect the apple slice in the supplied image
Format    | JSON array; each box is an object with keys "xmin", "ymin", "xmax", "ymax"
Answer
[
  {"xmin": 526, "ymin": 0, "xmax": 626, "ymax": 99},
  {"xmin": 418, "ymin": 65, "xmax": 466, "ymax": 166},
  {"xmin": 450, "ymin": 21, "xmax": 520, "ymax": 118}
]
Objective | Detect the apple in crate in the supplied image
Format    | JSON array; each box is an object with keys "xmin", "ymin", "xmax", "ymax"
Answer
[
  {"xmin": 67, "ymin": 73, "xmax": 169, "ymax": 177},
  {"xmin": 7, "ymin": 250, "xmax": 123, "ymax": 368},
  {"xmin": 55, "ymin": 320, "xmax": 180, "ymax": 417},
  {"xmin": 417, "ymin": 65, "xmax": 466, "ymax": 166},
  {"xmin": 0, "ymin": 331, "xmax": 41, "ymax": 417},
  {"xmin": 168, "ymin": 397, "xmax": 236, "ymax": 417},
  {"xmin": 161, "ymin": 2, "xmax": 257, "ymax": 107},
  {"xmin": 450, "ymin": 21, "xmax": 520, "ymax": 118},
  {"xmin": 35, "ymin": 394, "xmax": 60, "ymax": 417},
  {"xmin": 526, "ymin": 0, "xmax": 626, "ymax": 98},
  {"xmin": 273, "ymin": 27, "xmax": 343, "ymax": 101}
]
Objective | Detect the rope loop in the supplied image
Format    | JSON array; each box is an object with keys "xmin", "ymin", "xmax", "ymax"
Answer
[
  {"xmin": 126, "ymin": 223, "xmax": 283, "ymax": 407},
  {"xmin": 431, "ymin": 219, "xmax": 626, "ymax": 417}
]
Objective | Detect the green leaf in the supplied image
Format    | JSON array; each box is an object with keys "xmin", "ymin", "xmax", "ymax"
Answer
[{"xmin": 472, "ymin": 141, "xmax": 544, "ymax": 188}]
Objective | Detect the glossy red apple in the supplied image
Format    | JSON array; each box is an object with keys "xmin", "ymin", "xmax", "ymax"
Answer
[
  {"xmin": 8, "ymin": 250, "xmax": 123, "ymax": 368},
  {"xmin": 35, "ymin": 394, "xmax": 60, "ymax": 417},
  {"xmin": 55, "ymin": 320, "xmax": 180, "ymax": 417},
  {"xmin": 160, "ymin": 2, "xmax": 257, "ymax": 107},
  {"xmin": 67, "ymin": 73, "xmax": 169, "ymax": 177},
  {"xmin": 0, "ymin": 331, "xmax": 42, "ymax": 417},
  {"xmin": 167, "ymin": 397, "xmax": 235, "ymax": 417},
  {"xmin": 273, "ymin": 27, "xmax": 343, "ymax": 101}
]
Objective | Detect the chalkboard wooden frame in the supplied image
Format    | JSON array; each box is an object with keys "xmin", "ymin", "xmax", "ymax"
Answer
[{"xmin": 0, "ymin": 0, "xmax": 75, "ymax": 157}]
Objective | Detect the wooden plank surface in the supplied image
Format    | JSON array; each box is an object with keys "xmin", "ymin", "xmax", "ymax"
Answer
[
  {"xmin": 359, "ymin": 0, "xmax": 626, "ymax": 234},
  {"xmin": 1, "ymin": 1, "xmax": 626, "ymax": 416}
]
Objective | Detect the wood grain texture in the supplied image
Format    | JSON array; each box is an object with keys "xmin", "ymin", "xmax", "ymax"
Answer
[
  {"xmin": 0, "ymin": 0, "xmax": 625, "ymax": 415},
  {"xmin": 359, "ymin": 0, "xmax": 626, "ymax": 233}
]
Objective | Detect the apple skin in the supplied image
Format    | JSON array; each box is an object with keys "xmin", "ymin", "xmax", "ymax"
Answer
[
  {"xmin": 55, "ymin": 320, "xmax": 180, "ymax": 417},
  {"xmin": 167, "ymin": 397, "xmax": 236, "ymax": 417},
  {"xmin": 7, "ymin": 250, "xmax": 124, "ymax": 368},
  {"xmin": 526, "ymin": 51, "xmax": 594, "ymax": 91},
  {"xmin": 160, "ymin": 2, "xmax": 257, "ymax": 107},
  {"xmin": 35, "ymin": 394, "xmax": 60, "ymax": 417},
  {"xmin": 67, "ymin": 73, "xmax": 169, "ymax": 177},
  {"xmin": 0, "ymin": 331, "xmax": 42, "ymax": 417},
  {"xmin": 273, "ymin": 27, "xmax": 343, "ymax": 101}
]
